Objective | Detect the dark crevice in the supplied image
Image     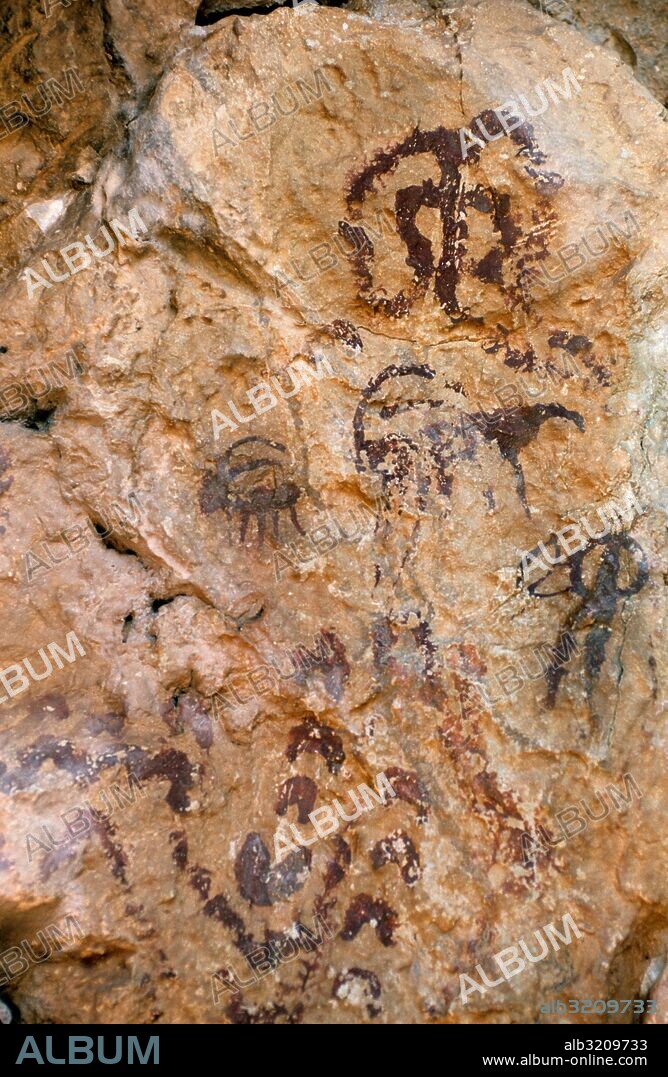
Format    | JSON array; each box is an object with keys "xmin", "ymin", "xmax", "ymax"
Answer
[
  {"xmin": 195, "ymin": 1, "xmax": 346, "ymax": 27},
  {"xmin": 90, "ymin": 520, "xmax": 144, "ymax": 561},
  {"xmin": 196, "ymin": 2, "xmax": 283, "ymax": 24},
  {"xmin": 237, "ymin": 604, "xmax": 264, "ymax": 628},
  {"xmin": 93, "ymin": 523, "xmax": 138, "ymax": 554},
  {"xmin": 100, "ymin": 0, "xmax": 135, "ymax": 90},
  {"xmin": 151, "ymin": 590, "xmax": 219, "ymax": 613},
  {"xmin": 22, "ymin": 404, "xmax": 59, "ymax": 431},
  {"xmin": 0, "ymin": 400, "xmax": 60, "ymax": 431},
  {"xmin": 122, "ymin": 613, "xmax": 135, "ymax": 642},
  {"xmin": 80, "ymin": 951, "xmax": 116, "ymax": 967},
  {"xmin": 151, "ymin": 596, "xmax": 176, "ymax": 613}
]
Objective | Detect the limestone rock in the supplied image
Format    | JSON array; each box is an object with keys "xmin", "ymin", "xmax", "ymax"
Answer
[
  {"xmin": 0, "ymin": 0, "xmax": 665, "ymax": 1025},
  {"xmin": 527, "ymin": 0, "xmax": 668, "ymax": 105}
]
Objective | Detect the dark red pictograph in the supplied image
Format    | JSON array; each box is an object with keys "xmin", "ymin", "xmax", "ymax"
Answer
[{"xmin": 341, "ymin": 113, "xmax": 563, "ymax": 322}]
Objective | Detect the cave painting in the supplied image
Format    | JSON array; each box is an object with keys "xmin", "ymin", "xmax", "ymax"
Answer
[
  {"xmin": 524, "ymin": 531, "xmax": 649, "ymax": 709},
  {"xmin": 353, "ymin": 364, "xmax": 584, "ymax": 516},
  {"xmin": 200, "ymin": 436, "xmax": 306, "ymax": 544},
  {"xmin": 342, "ymin": 113, "xmax": 563, "ymax": 322}
]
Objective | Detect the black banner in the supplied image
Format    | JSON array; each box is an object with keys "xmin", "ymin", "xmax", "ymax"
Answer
[{"xmin": 1, "ymin": 1022, "xmax": 664, "ymax": 1068}]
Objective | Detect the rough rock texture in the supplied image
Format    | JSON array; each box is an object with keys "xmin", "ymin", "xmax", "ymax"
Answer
[
  {"xmin": 0, "ymin": 0, "xmax": 666, "ymax": 1025},
  {"xmin": 527, "ymin": 0, "xmax": 668, "ymax": 105}
]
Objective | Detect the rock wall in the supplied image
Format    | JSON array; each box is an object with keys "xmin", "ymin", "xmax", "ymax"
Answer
[{"xmin": 0, "ymin": 0, "xmax": 665, "ymax": 1025}]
